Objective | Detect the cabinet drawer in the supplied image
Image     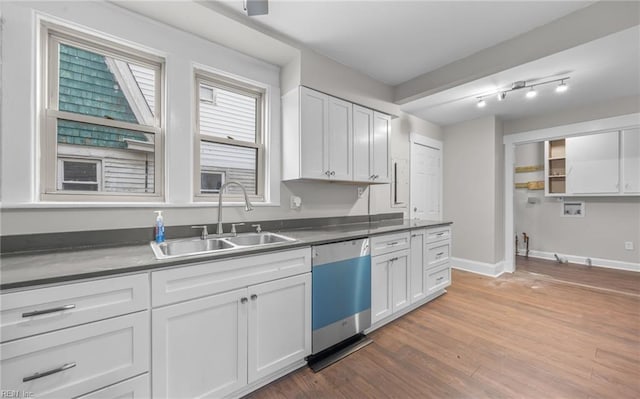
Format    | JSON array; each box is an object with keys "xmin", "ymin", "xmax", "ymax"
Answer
[
  {"xmin": 426, "ymin": 241, "xmax": 450, "ymax": 267},
  {"xmin": 425, "ymin": 263, "xmax": 451, "ymax": 296},
  {"xmin": 152, "ymin": 248, "xmax": 311, "ymax": 307},
  {"xmin": 1, "ymin": 274, "xmax": 149, "ymax": 342},
  {"xmin": 370, "ymin": 232, "xmax": 410, "ymax": 256},
  {"xmin": 426, "ymin": 226, "xmax": 451, "ymax": 243},
  {"xmin": 76, "ymin": 374, "xmax": 149, "ymax": 399},
  {"xmin": 1, "ymin": 312, "xmax": 149, "ymax": 399}
]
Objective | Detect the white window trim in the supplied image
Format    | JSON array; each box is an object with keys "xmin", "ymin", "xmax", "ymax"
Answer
[
  {"xmin": 39, "ymin": 21, "xmax": 165, "ymax": 202},
  {"xmin": 193, "ymin": 68, "xmax": 266, "ymax": 202}
]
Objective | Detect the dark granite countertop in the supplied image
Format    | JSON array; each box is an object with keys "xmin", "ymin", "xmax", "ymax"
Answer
[{"xmin": 0, "ymin": 219, "xmax": 451, "ymax": 290}]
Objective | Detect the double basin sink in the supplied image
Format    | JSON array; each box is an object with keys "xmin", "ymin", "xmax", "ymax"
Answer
[{"xmin": 150, "ymin": 232, "xmax": 297, "ymax": 259}]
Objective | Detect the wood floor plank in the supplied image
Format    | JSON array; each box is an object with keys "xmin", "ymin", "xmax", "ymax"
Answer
[{"xmin": 245, "ymin": 268, "xmax": 640, "ymax": 399}]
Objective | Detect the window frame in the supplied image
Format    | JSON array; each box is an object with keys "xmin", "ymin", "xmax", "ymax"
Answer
[
  {"xmin": 193, "ymin": 69, "xmax": 265, "ymax": 202},
  {"xmin": 40, "ymin": 22, "xmax": 165, "ymax": 202}
]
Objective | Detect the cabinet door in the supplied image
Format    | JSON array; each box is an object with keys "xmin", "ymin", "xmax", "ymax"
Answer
[
  {"xmin": 410, "ymin": 231, "xmax": 426, "ymax": 304},
  {"xmin": 566, "ymin": 131, "xmax": 619, "ymax": 194},
  {"xmin": 353, "ymin": 105, "xmax": 373, "ymax": 182},
  {"xmin": 300, "ymin": 87, "xmax": 329, "ymax": 179},
  {"xmin": 622, "ymin": 128, "xmax": 640, "ymax": 194},
  {"xmin": 390, "ymin": 251, "xmax": 410, "ymax": 313},
  {"xmin": 248, "ymin": 273, "xmax": 311, "ymax": 383},
  {"xmin": 372, "ymin": 112, "xmax": 391, "ymax": 183},
  {"xmin": 327, "ymin": 96, "xmax": 353, "ymax": 180},
  {"xmin": 152, "ymin": 289, "xmax": 248, "ymax": 399},
  {"xmin": 371, "ymin": 255, "xmax": 392, "ymax": 324}
]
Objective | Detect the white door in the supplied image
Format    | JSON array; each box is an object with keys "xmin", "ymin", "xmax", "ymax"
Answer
[
  {"xmin": 622, "ymin": 128, "xmax": 640, "ymax": 194},
  {"xmin": 327, "ymin": 97, "xmax": 353, "ymax": 180},
  {"xmin": 152, "ymin": 289, "xmax": 248, "ymax": 399},
  {"xmin": 353, "ymin": 105, "xmax": 373, "ymax": 182},
  {"xmin": 390, "ymin": 251, "xmax": 410, "ymax": 313},
  {"xmin": 411, "ymin": 136, "xmax": 442, "ymax": 220},
  {"xmin": 566, "ymin": 131, "xmax": 619, "ymax": 194},
  {"xmin": 300, "ymin": 87, "xmax": 329, "ymax": 180},
  {"xmin": 409, "ymin": 230, "xmax": 426, "ymax": 304},
  {"xmin": 372, "ymin": 112, "xmax": 391, "ymax": 183},
  {"xmin": 247, "ymin": 273, "xmax": 311, "ymax": 383},
  {"xmin": 371, "ymin": 255, "xmax": 392, "ymax": 324}
]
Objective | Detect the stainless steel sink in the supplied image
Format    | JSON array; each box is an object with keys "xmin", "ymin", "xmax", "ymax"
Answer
[
  {"xmin": 150, "ymin": 232, "xmax": 297, "ymax": 259},
  {"xmin": 225, "ymin": 232, "xmax": 296, "ymax": 246}
]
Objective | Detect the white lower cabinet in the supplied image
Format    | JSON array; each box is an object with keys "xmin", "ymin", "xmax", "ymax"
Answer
[
  {"xmin": 1, "ymin": 312, "xmax": 149, "ymax": 399},
  {"xmin": 151, "ymin": 248, "xmax": 312, "ymax": 398},
  {"xmin": 371, "ymin": 249, "xmax": 410, "ymax": 325},
  {"xmin": 152, "ymin": 288, "xmax": 248, "ymax": 399}
]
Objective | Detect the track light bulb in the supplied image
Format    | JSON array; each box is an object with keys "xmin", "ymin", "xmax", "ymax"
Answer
[
  {"xmin": 556, "ymin": 81, "xmax": 568, "ymax": 93},
  {"xmin": 477, "ymin": 99, "xmax": 486, "ymax": 108},
  {"xmin": 497, "ymin": 92, "xmax": 506, "ymax": 101},
  {"xmin": 526, "ymin": 87, "xmax": 537, "ymax": 99}
]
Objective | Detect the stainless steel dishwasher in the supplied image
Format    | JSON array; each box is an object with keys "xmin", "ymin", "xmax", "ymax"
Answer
[{"xmin": 308, "ymin": 238, "xmax": 372, "ymax": 371}]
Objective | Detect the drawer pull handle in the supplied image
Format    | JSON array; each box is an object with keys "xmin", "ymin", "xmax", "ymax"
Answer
[
  {"xmin": 250, "ymin": 294, "xmax": 258, "ymax": 300},
  {"xmin": 389, "ymin": 257, "xmax": 399, "ymax": 262},
  {"xmin": 22, "ymin": 304, "xmax": 76, "ymax": 318},
  {"xmin": 436, "ymin": 277, "xmax": 445, "ymax": 282},
  {"xmin": 23, "ymin": 362, "xmax": 76, "ymax": 382},
  {"xmin": 388, "ymin": 242, "xmax": 399, "ymax": 246},
  {"xmin": 436, "ymin": 232, "xmax": 445, "ymax": 236},
  {"xmin": 436, "ymin": 252, "xmax": 445, "ymax": 257},
  {"xmin": 241, "ymin": 297, "xmax": 248, "ymax": 304}
]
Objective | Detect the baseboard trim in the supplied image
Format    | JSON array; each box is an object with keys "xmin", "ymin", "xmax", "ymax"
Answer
[
  {"xmin": 451, "ymin": 257, "xmax": 506, "ymax": 277},
  {"xmin": 517, "ymin": 250, "xmax": 640, "ymax": 273}
]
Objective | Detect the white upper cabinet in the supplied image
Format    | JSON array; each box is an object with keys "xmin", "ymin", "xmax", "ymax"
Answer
[
  {"xmin": 372, "ymin": 112, "xmax": 391, "ymax": 183},
  {"xmin": 299, "ymin": 87, "xmax": 329, "ymax": 180},
  {"xmin": 545, "ymin": 127, "xmax": 640, "ymax": 197},
  {"xmin": 327, "ymin": 96, "xmax": 353, "ymax": 180},
  {"xmin": 353, "ymin": 105, "xmax": 373, "ymax": 182},
  {"xmin": 566, "ymin": 131, "xmax": 619, "ymax": 194},
  {"xmin": 622, "ymin": 128, "xmax": 640, "ymax": 194},
  {"xmin": 283, "ymin": 86, "xmax": 390, "ymax": 184}
]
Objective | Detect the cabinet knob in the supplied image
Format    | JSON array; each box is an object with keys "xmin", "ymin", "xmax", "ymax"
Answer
[
  {"xmin": 241, "ymin": 297, "xmax": 248, "ymax": 304},
  {"xmin": 325, "ymin": 171, "xmax": 331, "ymax": 176},
  {"xmin": 330, "ymin": 171, "xmax": 335, "ymax": 176},
  {"xmin": 250, "ymin": 294, "xmax": 258, "ymax": 300}
]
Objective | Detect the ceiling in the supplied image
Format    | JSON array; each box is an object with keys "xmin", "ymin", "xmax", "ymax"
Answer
[
  {"xmin": 115, "ymin": 1, "xmax": 639, "ymax": 127},
  {"xmin": 218, "ymin": 0, "xmax": 592, "ymax": 86}
]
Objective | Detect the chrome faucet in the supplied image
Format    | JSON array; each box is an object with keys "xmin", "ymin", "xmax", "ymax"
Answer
[{"xmin": 217, "ymin": 181, "xmax": 254, "ymax": 235}]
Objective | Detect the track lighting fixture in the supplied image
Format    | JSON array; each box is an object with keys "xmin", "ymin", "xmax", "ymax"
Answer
[
  {"xmin": 556, "ymin": 80, "xmax": 568, "ymax": 93},
  {"xmin": 526, "ymin": 87, "xmax": 537, "ymax": 99},
  {"xmin": 475, "ymin": 76, "xmax": 570, "ymax": 108}
]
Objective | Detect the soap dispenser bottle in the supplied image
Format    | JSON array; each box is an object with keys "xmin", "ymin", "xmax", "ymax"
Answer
[{"xmin": 154, "ymin": 211, "xmax": 165, "ymax": 243}]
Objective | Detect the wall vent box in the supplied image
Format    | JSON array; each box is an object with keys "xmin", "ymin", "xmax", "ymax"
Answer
[{"xmin": 562, "ymin": 201, "xmax": 585, "ymax": 217}]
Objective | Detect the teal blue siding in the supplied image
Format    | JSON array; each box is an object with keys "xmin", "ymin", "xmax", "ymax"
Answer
[{"xmin": 57, "ymin": 43, "xmax": 147, "ymax": 149}]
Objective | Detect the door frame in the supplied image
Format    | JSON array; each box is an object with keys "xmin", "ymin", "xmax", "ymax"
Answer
[
  {"xmin": 409, "ymin": 133, "xmax": 443, "ymax": 220},
  {"xmin": 502, "ymin": 113, "xmax": 640, "ymax": 273}
]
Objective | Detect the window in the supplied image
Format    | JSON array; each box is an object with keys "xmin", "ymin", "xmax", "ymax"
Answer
[
  {"xmin": 194, "ymin": 70, "xmax": 264, "ymax": 200},
  {"xmin": 41, "ymin": 23, "xmax": 164, "ymax": 200},
  {"xmin": 58, "ymin": 158, "xmax": 101, "ymax": 191}
]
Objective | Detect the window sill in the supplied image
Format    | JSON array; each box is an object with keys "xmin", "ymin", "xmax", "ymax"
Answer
[{"xmin": 1, "ymin": 201, "xmax": 280, "ymax": 210}]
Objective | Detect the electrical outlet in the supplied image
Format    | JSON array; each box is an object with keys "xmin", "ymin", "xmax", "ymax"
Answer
[{"xmin": 625, "ymin": 241, "xmax": 634, "ymax": 251}]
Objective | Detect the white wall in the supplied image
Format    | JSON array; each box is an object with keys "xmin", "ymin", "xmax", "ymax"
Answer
[
  {"xmin": 443, "ymin": 116, "xmax": 504, "ymax": 268},
  {"xmin": 514, "ymin": 142, "xmax": 640, "ymax": 264},
  {"xmin": 0, "ymin": 1, "xmax": 438, "ymax": 236}
]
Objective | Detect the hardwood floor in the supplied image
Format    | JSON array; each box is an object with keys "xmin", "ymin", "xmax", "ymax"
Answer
[
  {"xmin": 516, "ymin": 255, "xmax": 640, "ymax": 296},
  {"xmin": 246, "ymin": 269, "xmax": 640, "ymax": 399}
]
